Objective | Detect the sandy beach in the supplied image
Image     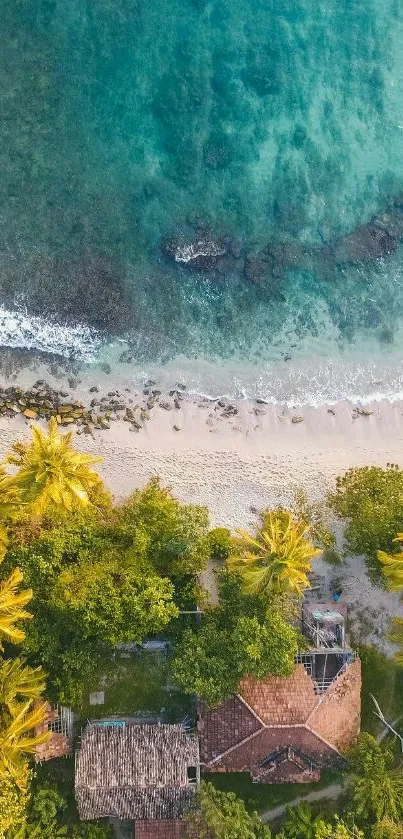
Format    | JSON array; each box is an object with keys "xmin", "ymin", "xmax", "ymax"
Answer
[
  {"xmin": 1, "ymin": 366, "xmax": 403, "ymax": 652},
  {"xmin": 0, "ymin": 366, "xmax": 402, "ymax": 528}
]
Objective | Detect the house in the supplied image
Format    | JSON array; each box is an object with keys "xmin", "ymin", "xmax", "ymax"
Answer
[
  {"xmin": 75, "ymin": 722, "xmax": 200, "ymax": 839},
  {"xmin": 198, "ymin": 601, "xmax": 361, "ymax": 783}
]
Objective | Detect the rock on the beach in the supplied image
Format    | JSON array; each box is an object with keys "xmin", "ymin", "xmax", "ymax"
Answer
[{"xmin": 162, "ymin": 236, "xmax": 229, "ymax": 269}]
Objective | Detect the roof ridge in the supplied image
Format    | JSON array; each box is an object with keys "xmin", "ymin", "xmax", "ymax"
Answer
[
  {"xmin": 304, "ymin": 723, "xmax": 342, "ymax": 757},
  {"xmin": 236, "ymin": 692, "xmax": 266, "ymax": 727},
  {"xmin": 205, "ymin": 723, "xmax": 313, "ymax": 766},
  {"xmin": 206, "ymin": 726, "xmax": 264, "ymax": 766}
]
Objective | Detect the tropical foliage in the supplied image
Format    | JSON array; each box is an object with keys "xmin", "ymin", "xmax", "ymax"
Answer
[
  {"xmin": 3, "ymin": 418, "xmax": 102, "ymax": 515},
  {"xmin": 329, "ymin": 466, "xmax": 403, "ymax": 575},
  {"xmin": 172, "ymin": 570, "xmax": 298, "ymax": 705},
  {"xmin": 117, "ymin": 476, "xmax": 209, "ymax": 576},
  {"xmin": 387, "ymin": 616, "xmax": 403, "ymax": 665},
  {"xmin": 228, "ymin": 510, "xmax": 320, "ymax": 598},
  {"xmin": 0, "ymin": 658, "xmax": 46, "ymax": 716},
  {"xmin": 0, "ymin": 568, "xmax": 32, "ymax": 649},
  {"xmin": 5, "ymin": 420, "xmax": 403, "ymax": 838},
  {"xmin": 347, "ymin": 733, "xmax": 403, "ymax": 824},
  {"xmin": 0, "ymin": 768, "xmax": 29, "ymax": 838},
  {"xmin": 0, "ymin": 559, "xmax": 49, "ymax": 835},
  {"xmin": 283, "ymin": 801, "xmax": 323, "ymax": 839},
  {"xmin": 371, "ymin": 819, "xmax": 403, "ymax": 839},
  {"xmin": 185, "ymin": 781, "xmax": 271, "ymax": 839},
  {"xmin": 377, "ymin": 534, "xmax": 403, "ymax": 591}
]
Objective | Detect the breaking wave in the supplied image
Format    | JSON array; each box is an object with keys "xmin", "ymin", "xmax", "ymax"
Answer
[{"xmin": 0, "ymin": 306, "xmax": 101, "ymax": 361}]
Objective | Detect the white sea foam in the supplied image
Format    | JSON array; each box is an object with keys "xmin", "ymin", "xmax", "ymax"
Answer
[
  {"xmin": 119, "ymin": 350, "xmax": 403, "ymax": 407},
  {"xmin": 0, "ymin": 306, "xmax": 101, "ymax": 360}
]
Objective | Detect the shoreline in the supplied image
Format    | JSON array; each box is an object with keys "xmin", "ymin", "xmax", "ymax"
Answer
[
  {"xmin": 1, "ymin": 367, "xmax": 403, "ymax": 653},
  {"xmin": 0, "ymin": 367, "xmax": 402, "ymax": 528}
]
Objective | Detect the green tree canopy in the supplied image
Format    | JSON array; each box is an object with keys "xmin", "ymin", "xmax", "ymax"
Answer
[
  {"xmin": 377, "ymin": 533, "xmax": 403, "ymax": 592},
  {"xmin": 172, "ymin": 571, "xmax": 298, "ymax": 705},
  {"xmin": 329, "ymin": 466, "xmax": 403, "ymax": 574},
  {"xmin": 314, "ymin": 817, "xmax": 364, "ymax": 839},
  {"xmin": 185, "ymin": 781, "xmax": 271, "ymax": 839},
  {"xmin": 283, "ymin": 801, "xmax": 323, "ymax": 839},
  {"xmin": 371, "ymin": 818, "xmax": 403, "ymax": 839},
  {"xmin": 0, "ymin": 768, "xmax": 29, "ymax": 838},
  {"xmin": 347, "ymin": 733, "xmax": 403, "ymax": 824},
  {"xmin": 116, "ymin": 477, "xmax": 209, "ymax": 576},
  {"xmin": 4, "ymin": 492, "xmax": 198, "ymax": 706},
  {"xmin": 50, "ymin": 555, "xmax": 178, "ymax": 646}
]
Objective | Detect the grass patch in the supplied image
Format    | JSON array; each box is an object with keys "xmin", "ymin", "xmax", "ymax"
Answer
[
  {"xmin": 208, "ymin": 769, "xmax": 341, "ymax": 815},
  {"xmin": 359, "ymin": 645, "xmax": 403, "ymax": 736},
  {"xmin": 80, "ymin": 648, "xmax": 191, "ymax": 721}
]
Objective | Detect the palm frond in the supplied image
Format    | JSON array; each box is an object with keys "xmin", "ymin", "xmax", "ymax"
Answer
[{"xmin": 228, "ymin": 510, "xmax": 319, "ymax": 599}]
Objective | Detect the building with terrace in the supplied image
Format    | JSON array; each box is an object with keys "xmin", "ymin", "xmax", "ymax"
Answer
[{"xmin": 198, "ymin": 601, "xmax": 361, "ymax": 783}]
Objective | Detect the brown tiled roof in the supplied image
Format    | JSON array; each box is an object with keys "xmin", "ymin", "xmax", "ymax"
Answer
[
  {"xmin": 308, "ymin": 659, "xmax": 361, "ymax": 751},
  {"xmin": 239, "ymin": 665, "xmax": 317, "ymax": 725},
  {"xmin": 199, "ymin": 658, "xmax": 361, "ymax": 782},
  {"xmin": 134, "ymin": 820, "xmax": 201, "ymax": 839},
  {"xmin": 207, "ymin": 725, "xmax": 338, "ymax": 774},
  {"xmin": 198, "ymin": 695, "xmax": 261, "ymax": 764}
]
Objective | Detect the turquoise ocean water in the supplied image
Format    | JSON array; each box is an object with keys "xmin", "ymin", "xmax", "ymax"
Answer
[{"xmin": 2, "ymin": 0, "xmax": 403, "ymax": 402}]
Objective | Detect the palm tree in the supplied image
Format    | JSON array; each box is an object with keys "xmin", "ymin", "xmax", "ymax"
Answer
[
  {"xmin": 0, "ymin": 463, "xmax": 22, "ymax": 561},
  {"xmin": 4, "ymin": 417, "xmax": 102, "ymax": 515},
  {"xmin": 0, "ymin": 568, "xmax": 32, "ymax": 650},
  {"xmin": 0, "ymin": 658, "xmax": 46, "ymax": 716},
  {"xmin": 378, "ymin": 534, "xmax": 403, "ymax": 592},
  {"xmin": 0, "ymin": 700, "xmax": 51, "ymax": 790},
  {"xmin": 283, "ymin": 801, "xmax": 323, "ymax": 839},
  {"xmin": 389, "ymin": 616, "xmax": 403, "ymax": 664},
  {"xmin": 227, "ymin": 510, "xmax": 320, "ymax": 598}
]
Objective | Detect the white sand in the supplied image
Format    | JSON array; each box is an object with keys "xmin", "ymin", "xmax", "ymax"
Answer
[
  {"xmin": 1, "ymin": 388, "xmax": 403, "ymax": 651},
  {"xmin": 1, "ymin": 394, "xmax": 402, "ymax": 528}
]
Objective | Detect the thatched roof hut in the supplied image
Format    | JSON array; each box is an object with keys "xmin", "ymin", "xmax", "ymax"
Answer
[{"xmin": 75, "ymin": 722, "xmax": 199, "ymax": 821}]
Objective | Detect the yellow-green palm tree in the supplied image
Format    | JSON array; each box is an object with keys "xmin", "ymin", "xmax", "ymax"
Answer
[
  {"xmin": 389, "ymin": 616, "xmax": 403, "ymax": 665},
  {"xmin": 227, "ymin": 510, "xmax": 321, "ymax": 598},
  {"xmin": 0, "ymin": 568, "xmax": 32, "ymax": 650},
  {"xmin": 4, "ymin": 417, "xmax": 102, "ymax": 515},
  {"xmin": 0, "ymin": 659, "xmax": 46, "ymax": 717},
  {"xmin": 378, "ymin": 534, "xmax": 403, "ymax": 592},
  {"xmin": 0, "ymin": 463, "xmax": 22, "ymax": 561},
  {"xmin": 0, "ymin": 700, "xmax": 50, "ymax": 790}
]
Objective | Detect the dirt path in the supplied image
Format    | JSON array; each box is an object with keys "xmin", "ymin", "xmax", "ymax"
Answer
[{"xmin": 260, "ymin": 782, "xmax": 342, "ymax": 824}]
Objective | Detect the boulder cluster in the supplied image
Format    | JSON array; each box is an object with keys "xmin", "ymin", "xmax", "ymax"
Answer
[
  {"xmin": 0, "ymin": 381, "xmax": 85, "ymax": 425},
  {"xmin": 0, "ymin": 380, "xmax": 189, "ymax": 436}
]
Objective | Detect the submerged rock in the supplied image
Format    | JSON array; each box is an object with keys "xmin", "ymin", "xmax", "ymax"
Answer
[
  {"xmin": 162, "ymin": 236, "xmax": 229, "ymax": 269},
  {"xmin": 333, "ymin": 221, "xmax": 398, "ymax": 263},
  {"xmin": 373, "ymin": 211, "xmax": 403, "ymax": 240},
  {"xmin": 244, "ymin": 255, "xmax": 268, "ymax": 283}
]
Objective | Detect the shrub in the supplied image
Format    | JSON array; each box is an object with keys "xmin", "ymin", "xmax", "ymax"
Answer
[
  {"xmin": 208, "ymin": 527, "xmax": 233, "ymax": 560},
  {"xmin": 328, "ymin": 466, "xmax": 403, "ymax": 577}
]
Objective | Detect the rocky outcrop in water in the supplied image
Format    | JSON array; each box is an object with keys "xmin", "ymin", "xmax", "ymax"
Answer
[
  {"xmin": 333, "ymin": 220, "xmax": 398, "ymax": 263},
  {"xmin": 257, "ymin": 202, "xmax": 403, "ymax": 283},
  {"xmin": 162, "ymin": 236, "xmax": 229, "ymax": 269}
]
